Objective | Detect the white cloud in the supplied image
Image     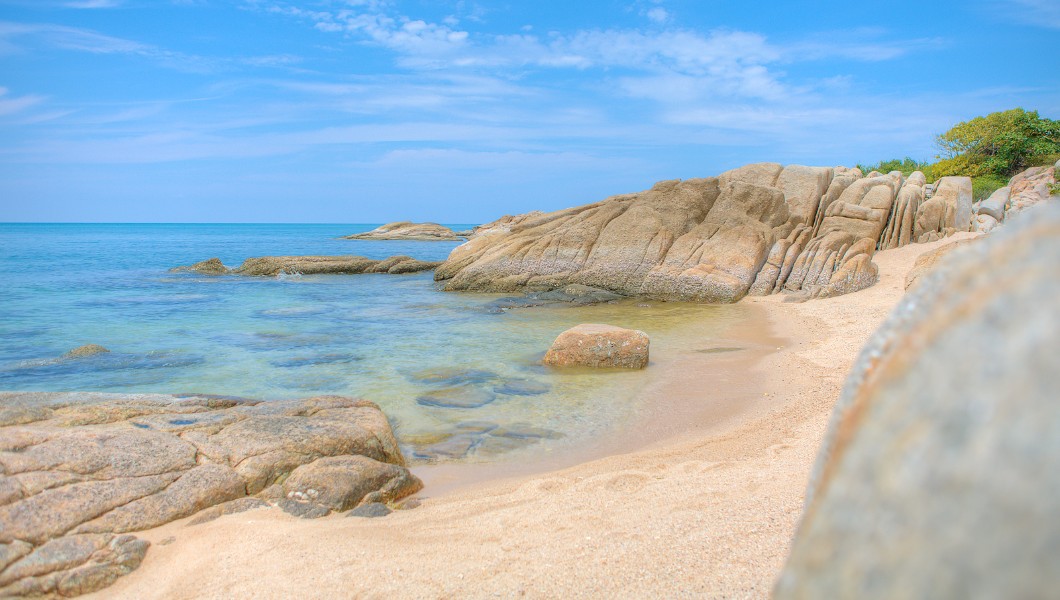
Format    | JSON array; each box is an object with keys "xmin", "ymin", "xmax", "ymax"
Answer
[
  {"xmin": 645, "ymin": 7, "xmax": 669, "ymax": 23},
  {"xmin": 64, "ymin": 0, "xmax": 123, "ymax": 8},
  {"xmin": 0, "ymin": 86, "xmax": 44, "ymax": 116}
]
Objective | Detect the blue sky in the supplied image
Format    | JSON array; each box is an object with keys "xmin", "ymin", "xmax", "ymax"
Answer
[{"xmin": 0, "ymin": 0, "xmax": 1057, "ymax": 223}]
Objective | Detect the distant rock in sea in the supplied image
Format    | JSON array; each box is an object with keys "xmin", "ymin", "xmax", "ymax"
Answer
[
  {"xmin": 343, "ymin": 221, "xmax": 461, "ymax": 241},
  {"xmin": 775, "ymin": 202, "xmax": 1060, "ymax": 598},
  {"xmin": 0, "ymin": 392, "xmax": 421, "ymax": 598},
  {"xmin": 171, "ymin": 255, "xmax": 441, "ymax": 277}
]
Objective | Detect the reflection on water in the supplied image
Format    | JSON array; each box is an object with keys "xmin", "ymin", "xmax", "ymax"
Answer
[{"xmin": 0, "ymin": 223, "xmax": 749, "ymax": 463}]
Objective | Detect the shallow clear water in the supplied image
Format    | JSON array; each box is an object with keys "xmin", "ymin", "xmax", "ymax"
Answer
[{"xmin": 0, "ymin": 223, "xmax": 747, "ymax": 463}]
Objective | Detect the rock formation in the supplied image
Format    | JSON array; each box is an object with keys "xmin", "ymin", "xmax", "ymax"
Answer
[
  {"xmin": 913, "ymin": 176, "xmax": 973, "ymax": 243},
  {"xmin": 172, "ymin": 255, "xmax": 441, "ymax": 277},
  {"xmin": 435, "ymin": 162, "xmax": 986, "ymax": 302},
  {"xmin": 775, "ymin": 202, "xmax": 1060, "ymax": 598},
  {"xmin": 0, "ymin": 392, "xmax": 420, "ymax": 598},
  {"xmin": 343, "ymin": 221, "xmax": 461, "ymax": 241},
  {"xmin": 542, "ymin": 324, "xmax": 650, "ymax": 369}
]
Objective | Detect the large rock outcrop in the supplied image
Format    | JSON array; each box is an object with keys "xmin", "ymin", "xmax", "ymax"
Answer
[
  {"xmin": 171, "ymin": 255, "xmax": 441, "ymax": 276},
  {"xmin": 435, "ymin": 162, "xmax": 957, "ymax": 302},
  {"xmin": 775, "ymin": 203, "xmax": 1060, "ymax": 598},
  {"xmin": 0, "ymin": 393, "xmax": 420, "ymax": 598},
  {"xmin": 343, "ymin": 221, "xmax": 461, "ymax": 241}
]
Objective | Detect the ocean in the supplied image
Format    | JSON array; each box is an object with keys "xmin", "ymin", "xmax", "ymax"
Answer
[{"xmin": 0, "ymin": 223, "xmax": 746, "ymax": 463}]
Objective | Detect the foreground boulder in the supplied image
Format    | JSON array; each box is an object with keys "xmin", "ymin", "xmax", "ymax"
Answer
[
  {"xmin": 172, "ymin": 255, "xmax": 441, "ymax": 277},
  {"xmin": 543, "ymin": 324, "xmax": 649, "ymax": 369},
  {"xmin": 343, "ymin": 221, "xmax": 461, "ymax": 241},
  {"xmin": 0, "ymin": 393, "xmax": 420, "ymax": 598},
  {"xmin": 775, "ymin": 203, "xmax": 1060, "ymax": 598}
]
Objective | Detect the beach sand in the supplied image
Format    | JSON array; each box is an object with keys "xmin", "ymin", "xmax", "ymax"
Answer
[{"xmin": 91, "ymin": 233, "xmax": 976, "ymax": 599}]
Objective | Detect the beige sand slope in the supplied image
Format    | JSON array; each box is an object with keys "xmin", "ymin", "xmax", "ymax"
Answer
[{"xmin": 91, "ymin": 233, "xmax": 976, "ymax": 600}]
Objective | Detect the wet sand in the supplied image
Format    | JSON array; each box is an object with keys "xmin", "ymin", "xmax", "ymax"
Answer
[{"xmin": 91, "ymin": 233, "xmax": 976, "ymax": 599}]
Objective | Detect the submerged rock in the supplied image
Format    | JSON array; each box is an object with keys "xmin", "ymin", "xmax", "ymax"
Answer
[
  {"xmin": 776, "ymin": 203, "xmax": 1060, "ymax": 599},
  {"xmin": 343, "ymin": 222, "xmax": 460, "ymax": 241},
  {"xmin": 493, "ymin": 379, "xmax": 551, "ymax": 396},
  {"xmin": 543, "ymin": 324, "xmax": 650, "ymax": 369},
  {"xmin": 416, "ymin": 385, "xmax": 497, "ymax": 409},
  {"xmin": 408, "ymin": 368, "xmax": 498, "ymax": 386},
  {"xmin": 0, "ymin": 392, "xmax": 418, "ymax": 597},
  {"xmin": 61, "ymin": 344, "xmax": 110, "ymax": 359}
]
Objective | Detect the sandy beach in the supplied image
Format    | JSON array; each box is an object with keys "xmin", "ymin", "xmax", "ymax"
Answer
[{"xmin": 88, "ymin": 233, "xmax": 975, "ymax": 599}]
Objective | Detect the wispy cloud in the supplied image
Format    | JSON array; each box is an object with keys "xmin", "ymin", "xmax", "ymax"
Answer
[{"xmin": 1001, "ymin": 0, "xmax": 1060, "ymax": 29}]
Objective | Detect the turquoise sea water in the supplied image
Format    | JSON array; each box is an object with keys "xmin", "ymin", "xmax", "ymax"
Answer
[{"xmin": 0, "ymin": 223, "xmax": 746, "ymax": 463}]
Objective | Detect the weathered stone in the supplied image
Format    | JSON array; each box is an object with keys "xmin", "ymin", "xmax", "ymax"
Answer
[
  {"xmin": 234, "ymin": 255, "xmax": 379, "ymax": 276},
  {"xmin": 346, "ymin": 502, "xmax": 392, "ymax": 518},
  {"xmin": 0, "ymin": 392, "xmax": 415, "ymax": 597},
  {"xmin": 776, "ymin": 203, "xmax": 1060, "ymax": 599},
  {"xmin": 914, "ymin": 176, "xmax": 973, "ymax": 242},
  {"xmin": 276, "ymin": 499, "xmax": 331, "ymax": 519},
  {"xmin": 168, "ymin": 257, "xmax": 228, "ymax": 275},
  {"xmin": 282, "ymin": 455, "xmax": 422, "ymax": 512},
  {"xmin": 410, "ymin": 434, "xmax": 478, "ymax": 461},
  {"xmin": 974, "ymin": 213, "xmax": 999, "ymax": 233},
  {"xmin": 0, "ymin": 534, "xmax": 148, "ymax": 599},
  {"xmin": 61, "ymin": 345, "xmax": 110, "ymax": 359},
  {"xmin": 542, "ymin": 324, "xmax": 649, "ymax": 369},
  {"xmin": 879, "ymin": 171, "xmax": 926, "ymax": 250},
  {"xmin": 186, "ymin": 497, "xmax": 269, "ymax": 526},
  {"xmin": 978, "ymin": 186, "xmax": 1010, "ymax": 221},
  {"xmin": 343, "ymin": 221, "xmax": 460, "ymax": 241}
]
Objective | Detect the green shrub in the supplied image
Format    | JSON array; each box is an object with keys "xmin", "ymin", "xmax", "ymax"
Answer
[
  {"xmin": 971, "ymin": 175, "xmax": 1008, "ymax": 202},
  {"xmin": 935, "ymin": 108, "xmax": 1060, "ymax": 178},
  {"xmin": 856, "ymin": 157, "xmax": 936, "ymax": 181}
]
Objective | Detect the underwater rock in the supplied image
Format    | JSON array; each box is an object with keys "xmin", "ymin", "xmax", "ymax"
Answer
[
  {"xmin": 416, "ymin": 386, "xmax": 497, "ymax": 409},
  {"xmin": 61, "ymin": 344, "xmax": 110, "ymax": 359},
  {"xmin": 493, "ymin": 379, "xmax": 551, "ymax": 396}
]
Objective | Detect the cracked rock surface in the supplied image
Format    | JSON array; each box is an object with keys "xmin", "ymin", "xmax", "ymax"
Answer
[{"xmin": 0, "ymin": 392, "xmax": 420, "ymax": 598}]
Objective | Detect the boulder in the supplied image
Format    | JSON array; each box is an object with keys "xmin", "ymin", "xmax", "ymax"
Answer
[
  {"xmin": 343, "ymin": 221, "xmax": 460, "ymax": 241},
  {"xmin": 61, "ymin": 345, "xmax": 110, "ymax": 359},
  {"xmin": 776, "ymin": 203, "xmax": 1060, "ymax": 599},
  {"xmin": 542, "ymin": 324, "xmax": 649, "ymax": 369},
  {"xmin": 978, "ymin": 186, "xmax": 1010, "ymax": 221},
  {"xmin": 914, "ymin": 176, "xmax": 973, "ymax": 242},
  {"xmin": 282, "ymin": 455, "xmax": 422, "ymax": 512},
  {"xmin": 974, "ymin": 213, "xmax": 999, "ymax": 233},
  {"xmin": 1005, "ymin": 166, "xmax": 1056, "ymax": 219},
  {"xmin": 168, "ymin": 257, "xmax": 228, "ymax": 275},
  {"xmin": 0, "ymin": 392, "xmax": 417, "ymax": 597}
]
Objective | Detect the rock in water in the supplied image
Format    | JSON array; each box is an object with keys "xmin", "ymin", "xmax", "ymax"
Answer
[
  {"xmin": 168, "ymin": 257, "xmax": 228, "ymax": 275},
  {"xmin": 172, "ymin": 255, "xmax": 441, "ymax": 277},
  {"xmin": 343, "ymin": 222, "xmax": 460, "ymax": 241},
  {"xmin": 776, "ymin": 203, "xmax": 1060, "ymax": 599},
  {"xmin": 543, "ymin": 324, "xmax": 649, "ymax": 369},
  {"xmin": 0, "ymin": 392, "xmax": 419, "ymax": 597},
  {"xmin": 61, "ymin": 344, "xmax": 110, "ymax": 359}
]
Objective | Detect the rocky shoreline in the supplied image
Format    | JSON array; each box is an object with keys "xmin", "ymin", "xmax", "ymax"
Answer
[
  {"xmin": 343, "ymin": 221, "xmax": 463, "ymax": 241},
  {"xmin": 0, "ymin": 393, "xmax": 421, "ymax": 597}
]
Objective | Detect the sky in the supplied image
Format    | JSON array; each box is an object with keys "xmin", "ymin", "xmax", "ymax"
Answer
[{"xmin": 0, "ymin": 0, "xmax": 1057, "ymax": 223}]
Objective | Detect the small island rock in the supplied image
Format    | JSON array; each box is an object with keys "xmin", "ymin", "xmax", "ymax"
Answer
[
  {"xmin": 344, "ymin": 222, "xmax": 460, "ymax": 241},
  {"xmin": 543, "ymin": 324, "xmax": 649, "ymax": 369},
  {"xmin": 62, "ymin": 344, "xmax": 110, "ymax": 359},
  {"xmin": 168, "ymin": 257, "xmax": 229, "ymax": 275}
]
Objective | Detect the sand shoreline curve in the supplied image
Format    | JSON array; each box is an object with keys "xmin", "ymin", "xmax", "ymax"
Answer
[{"xmin": 87, "ymin": 233, "xmax": 977, "ymax": 599}]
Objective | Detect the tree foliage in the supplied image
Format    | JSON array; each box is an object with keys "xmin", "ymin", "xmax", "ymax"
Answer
[{"xmin": 934, "ymin": 108, "xmax": 1060, "ymax": 178}]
